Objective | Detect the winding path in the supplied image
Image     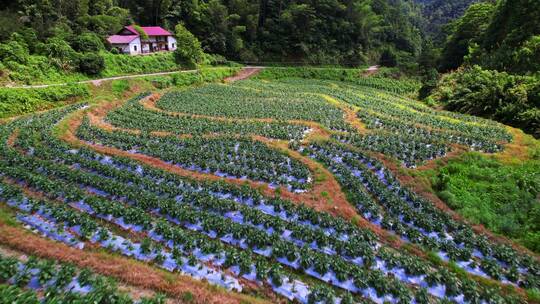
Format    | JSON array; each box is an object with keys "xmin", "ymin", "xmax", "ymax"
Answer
[{"xmin": 3, "ymin": 65, "xmax": 379, "ymax": 89}]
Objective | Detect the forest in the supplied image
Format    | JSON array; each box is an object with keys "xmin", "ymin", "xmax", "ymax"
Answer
[{"xmin": 0, "ymin": 0, "xmax": 538, "ymax": 136}]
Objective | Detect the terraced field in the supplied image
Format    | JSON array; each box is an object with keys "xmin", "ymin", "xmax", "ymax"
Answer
[{"xmin": 0, "ymin": 69, "xmax": 538, "ymax": 304}]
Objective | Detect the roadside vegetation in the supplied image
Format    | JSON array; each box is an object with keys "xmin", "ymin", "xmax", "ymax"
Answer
[{"xmin": 0, "ymin": 85, "xmax": 89, "ymax": 118}]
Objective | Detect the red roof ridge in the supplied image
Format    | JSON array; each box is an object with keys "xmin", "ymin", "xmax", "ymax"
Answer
[
  {"xmin": 107, "ymin": 34, "xmax": 139, "ymax": 44},
  {"xmin": 124, "ymin": 25, "xmax": 173, "ymax": 37}
]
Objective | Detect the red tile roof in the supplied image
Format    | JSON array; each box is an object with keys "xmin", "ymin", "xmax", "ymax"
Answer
[
  {"xmin": 107, "ymin": 35, "xmax": 139, "ymax": 44},
  {"xmin": 125, "ymin": 25, "xmax": 173, "ymax": 36}
]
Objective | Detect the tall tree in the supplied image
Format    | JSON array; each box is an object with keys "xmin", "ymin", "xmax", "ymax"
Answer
[{"xmin": 438, "ymin": 2, "xmax": 495, "ymax": 72}]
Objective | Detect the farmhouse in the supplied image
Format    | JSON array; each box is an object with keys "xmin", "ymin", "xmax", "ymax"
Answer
[{"xmin": 107, "ymin": 25, "xmax": 177, "ymax": 55}]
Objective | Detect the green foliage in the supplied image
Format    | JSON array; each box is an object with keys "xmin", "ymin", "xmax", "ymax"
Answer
[
  {"xmin": 0, "ymin": 40, "xmax": 29, "ymax": 65},
  {"xmin": 101, "ymin": 52, "xmax": 178, "ymax": 77},
  {"xmin": 419, "ymin": 68, "xmax": 438, "ymax": 99},
  {"xmin": 181, "ymin": 291, "xmax": 195, "ymax": 303},
  {"xmin": 111, "ymin": 79, "xmax": 130, "ymax": 95},
  {"xmin": 438, "ymin": 2, "xmax": 495, "ymax": 72},
  {"xmin": 416, "ymin": 0, "xmax": 481, "ymax": 42},
  {"xmin": 431, "ymin": 65, "xmax": 540, "ymax": 137},
  {"xmin": 173, "ymin": 23, "xmax": 204, "ymax": 68},
  {"xmin": 36, "ymin": 37, "xmax": 78, "ymax": 71},
  {"xmin": 438, "ymin": 0, "xmax": 540, "ymax": 75},
  {"xmin": 513, "ymin": 35, "xmax": 540, "ymax": 74},
  {"xmin": 132, "ymin": 24, "xmax": 149, "ymax": 40},
  {"xmin": 0, "ymin": 85, "xmax": 89, "ymax": 118},
  {"xmin": 256, "ymin": 67, "xmax": 421, "ymax": 94},
  {"xmin": 143, "ymin": 68, "xmax": 238, "ymax": 89},
  {"xmin": 71, "ymin": 33, "xmax": 105, "ymax": 53},
  {"xmin": 78, "ymin": 52, "xmax": 105, "ymax": 75},
  {"xmin": 434, "ymin": 152, "xmax": 540, "ymax": 252},
  {"xmin": 76, "ymin": 14, "xmax": 125, "ymax": 36},
  {"xmin": 379, "ymin": 49, "xmax": 398, "ymax": 67},
  {"xmin": 479, "ymin": 0, "xmax": 540, "ymax": 74},
  {"xmin": 527, "ymin": 288, "xmax": 540, "ymax": 302}
]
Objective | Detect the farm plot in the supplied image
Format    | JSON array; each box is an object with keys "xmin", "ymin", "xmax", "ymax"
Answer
[
  {"xmin": 238, "ymin": 78, "xmax": 510, "ymax": 167},
  {"xmin": 156, "ymin": 84, "xmax": 352, "ymax": 131},
  {"xmin": 106, "ymin": 94, "xmax": 311, "ymax": 140},
  {"xmin": 0, "ymin": 252, "xmax": 164, "ymax": 303},
  {"xmin": 0, "ymin": 73, "xmax": 537, "ymax": 304}
]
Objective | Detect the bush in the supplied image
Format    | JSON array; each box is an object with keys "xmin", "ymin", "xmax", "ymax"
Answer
[
  {"xmin": 431, "ymin": 65, "xmax": 540, "ymax": 138},
  {"xmin": 131, "ymin": 24, "xmax": 149, "ymax": 40},
  {"xmin": 101, "ymin": 52, "xmax": 178, "ymax": 76},
  {"xmin": 0, "ymin": 40, "xmax": 29, "ymax": 64},
  {"xmin": 78, "ymin": 52, "xmax": 105, "ymax": 75},
  {"xmin": 0, "ymin": 85, "xmax": 89, "ymax": 118},
  {"xmin": 435, "ymin": 152, "xmax": 540, "ymax": 253},
  {"xmin": 36, "ymin": 37, "xmax": 78, "ymax": 71},
  {"xmin": 173, "ymin": 23, "xmax": 204, "ymax": 68},
  {"xmin": 202, "ymin": 53, "xmax": 229, "ymax": 66},
  {"xmin": 71, "ymin": 33, "xmax": 105, "ymax": 53}
]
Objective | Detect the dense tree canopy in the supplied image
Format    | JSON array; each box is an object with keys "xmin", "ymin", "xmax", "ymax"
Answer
[
  {"xmin": 426, "ymin": 0, "xmax": 540, "ymax": 138},
  {"xmin": 0, "ymin": 0, "xmax": 424, "ymax": 66},
  {"xmin": 438, "ymin": 2, "xmax": 495, "ymax": 72},
  {"xmin": 414, "ymin": 0, "xmax": 481, "ymax": 42}
]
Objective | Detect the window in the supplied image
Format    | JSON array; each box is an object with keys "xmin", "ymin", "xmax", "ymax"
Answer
[
  {"xmin": 172, "ymin": 43, "xmax": 175, "ymax": 48},
  {"xmin": 134, "ymin": 45, "xmax": 137, "ymax": 51}
]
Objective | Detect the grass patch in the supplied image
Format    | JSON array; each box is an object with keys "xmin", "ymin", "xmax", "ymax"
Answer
[
  {"xmin": 432, "ymin": 152, "xmax": 540, "ymax": 253},
  {"xmin": 527, "ymin": 288, "xmax": 540, "ymax": 303},
  {"xmin": 256, "ymin": 67, "xmax": 420, "ymax": 94},
  {"xmin": 111, "ymin": 79, "xmax": 130, "ymax": 95},
  {"xmin": 101, "ymin": 52, "xmax": 178, "ymax": 77},
  {"xmin": 314, "ymin": 167, "xmax": 328, "ymax": 183},
  {"xmin": 0, "ymin": 204, "xmax": 18, "ymax": 226},
  {"xmin": 181, "ymin": 291, "xmax": 195, "ymax": 303},
  {"xmin": 0, "ymin": 85, "xmax": 89, "ymax": 119}
]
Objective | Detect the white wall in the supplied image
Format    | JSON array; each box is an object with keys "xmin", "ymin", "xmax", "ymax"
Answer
[
  {"xmin": 112, "ymin": 36, "xmax": 177, "ymax": 55},
  {"xmin": 168, "ymin": 36, "xmax": 177, "ymax": 51},
  {"xmin": 128, "ymin": 38, "xmax": 141, "ymax": 55}
]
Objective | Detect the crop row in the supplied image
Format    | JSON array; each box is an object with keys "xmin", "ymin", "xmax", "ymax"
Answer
[
  {"xmin": 106, "ymin": 94, "xmax": 309, "ymax": 140},
  {"xmin": 77, "ymin": 117, "xmax": 311, "ymax": 191},
  {"xmin": 0, "ymin": 252, "xmax": 165, "ymax": 303},
  {"xmin": 303, "ymin": 141, "xmax": 539, "ymax": 289},
  {"xmin": 333, "ymin": 132, "xmax": 448, "ymax": 167},
  {"xmin": 0, "ymin": 106, "xmax": 362, "ymax": 303},
  {"xmin": 235, "ymin": 78, "xmax": 509, "ymax": 167},
  {"xmin": 157, "ymin": 83, "xmax": 351, "ymax": 131},
  {"xmin": 1, "ymin": 104, "xmax": 530, "ymax": 303}
]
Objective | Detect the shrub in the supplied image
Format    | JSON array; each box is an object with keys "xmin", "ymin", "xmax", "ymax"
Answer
[
  {"xmin": 101, "ymin": 52, "xmax": 177, "ymax": 76},
  {"xmin": 435, "ymin": 152, "xmax": 540, "ymax": 253},
  {"xmin": 78, "ymin": 52, "xmax": 105, "ymax": 75},
  {"xmin": 0, "ymin": 85, "xmax": 89, "ymax": 118},
  {"xmin": 431, "ymin": 65, "xmax": 540, "ymax": 138},
  {"xmin": 0, "ymin": 40, "xmax": 29, "ymax": 64},
  {"xmin": 173, "ymin": 23, "xmax": 204, "ymax": 68},
  {"xmin": 132, "ymin": 24, "xmax": 149, "ymax": 40},
  {"xmin": 71, "ymin": 33, "xmax": 105, "ymax": 53},
  {"xmin": 181, "ymin": 291, "xmax": 194, "ymax": 303},
  {"xmin": 36, "ymin": 37, "xmax": 78, "ymax": 71}
]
